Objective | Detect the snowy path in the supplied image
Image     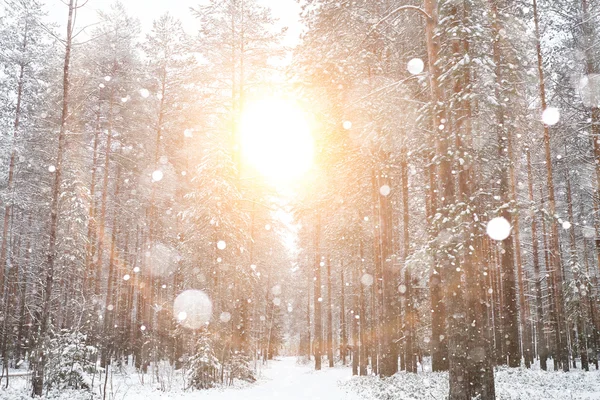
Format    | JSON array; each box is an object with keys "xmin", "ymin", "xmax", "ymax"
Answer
[{"xmin": 190, "ymin": 357, "xmax": 359, "ymax": 400}]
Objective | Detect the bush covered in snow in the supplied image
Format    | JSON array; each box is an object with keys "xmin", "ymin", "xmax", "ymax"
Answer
[
  {"xmin": 45, "ymin": 330, "xmax": 97, "ymax": 391},
  {"xmin": 186, "ymin": 328, "xmax": 221, "ymax": 389}
]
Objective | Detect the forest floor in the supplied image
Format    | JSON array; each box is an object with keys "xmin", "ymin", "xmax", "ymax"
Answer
[
  {"xmin": 343, "ymin": 358, "xmax": 600, "ymax": 400},
  {"xmin": 4, "ymin": 357, "xmax": 600, "ymax": 399},
  {"xmin": 1, "ymin": 357, "xmax": 359, "ymax": 400}
]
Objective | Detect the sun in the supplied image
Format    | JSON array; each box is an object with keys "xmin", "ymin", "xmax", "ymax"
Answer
[{"xmin": 239, "ymin": 98, "xmax": 314, "ymax": 183}]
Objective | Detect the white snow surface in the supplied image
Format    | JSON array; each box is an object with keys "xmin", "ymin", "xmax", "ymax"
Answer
[
  {"xmin": 5, "ymin": 358, "xmax": 600, "ymax": 399},
  {"xmin": 342, "ymin": 360, "xmax": 600, "ymax": 400},
  {"xmin": 2, "ymin": 357, "xmax": 359, "ymax": 400},
  {"xmin": 123, "ymin": 357, "xmax": 359, "ymax": 400}
]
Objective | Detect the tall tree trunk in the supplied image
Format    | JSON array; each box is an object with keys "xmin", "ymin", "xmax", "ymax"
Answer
[
  {"xmin": 401, "ymin": 150, "xmax": 416, "ymax": 373},
  {"xmin": 424, "ymin": 0, "xmax": 448, "ymax": 372},
  {"xmin": 489, "ymin": 0, "xmax": 521, "ymax": 367},
  {"xmin": 565, "ymin": 167, "xmax": 589, "ymax": 371},
  {"xmin": 0, "ymin": 13, "xmax": 29, "ymax": 297},
  {"xmin": 84, "ymin": 110, "xmax": 101, "ymax": 297},
  {"xmin": 313, "ymin": 211, "xmax": 322, "ymax": 370},
  {"xmin": 359, "ymin": 243, "xmax": 367, "ymax": 376},
  {"xmin": 326, "ymin": 255, "xmax": 334, "ymax": 367},
  {"xmin": 32, "ymin": 0, "xmax": 75, "ymax": 395},
  {"xmin": 532, "ymin": 0, "xmax": 569, "ymax": 372},
  {"xmin": 352, "ymin": 257, "xmax": 359, "ymax": 376},
  {"xmin": 340, "ymin": 263, "xmax": 347, "ymax": 365},
  {"xmin": 306, "ymin": 260, "xmax": 311, "ymax": 360},
  {"xmin": 95, "ymin": 86, "xmax": 115, "ymax": 297},
  {"xmin": 527, "ymin": 150, "xmax": 548, "ymax": 370},
  {"xmin": 101, "ymin": 166, "xmax": 121, "ymax": 367}
]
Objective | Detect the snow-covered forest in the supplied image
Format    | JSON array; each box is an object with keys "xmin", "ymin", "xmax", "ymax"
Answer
[{"xmin": 2, "ymin": 0, "xmax": 600, "ymax": 399}]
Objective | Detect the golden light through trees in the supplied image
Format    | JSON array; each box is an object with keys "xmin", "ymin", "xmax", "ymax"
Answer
[{"xmin": 239, "ymin": 98, "xmax": 314, "ymax": 183}]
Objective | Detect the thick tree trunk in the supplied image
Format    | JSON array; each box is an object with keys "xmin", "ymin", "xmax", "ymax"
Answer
[
  {"xmin": 424, "ymin": 0, "xmax": 448, "ymax": 373},
  {"xmin": 489, "ymin": 0, "xmax": 521, "ymax": 367}
]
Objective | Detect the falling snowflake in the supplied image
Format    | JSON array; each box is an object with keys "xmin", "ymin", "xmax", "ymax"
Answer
[
  {"xmin": 343, "ymin": 121, "xmax": 352, "ymax": 130},
  {"xmin": 139, "ymin": 88, "xmax": 150, "ymax": 98},
  {"xmin": 173, "ymin": 290, "xmax": 213, "ymax": 329},
  {"xmin": 379, "ymin": 185, "xmax": 391, "ymax": 196},
  {"xmin": 217, "ymin": 240, "xmax": 226, "ymax": 250},
  {"xmin": 542, "ymin": 107, "xmax": 560, "ymax": 125},
  {"xmin": 271, "ymin": 285, "xmax": 282, "ymax": 295},
  {"xmin": 220, "ymin": 312, "xmax": 231, "ymax": 323},
  {"xmin": 152, "ymin": 170, "xmax": 164, "ymax": 182},
  {"xmin": 361, "ymin": 273, "xmax": 374, "ymax": 287},
  {"xmin": 407, "ymin": 58, "xmax": 425, "ymax": 75},
  {"xmin": 486, "ymin": 217, "xmax": 511, "ymax": 241}
]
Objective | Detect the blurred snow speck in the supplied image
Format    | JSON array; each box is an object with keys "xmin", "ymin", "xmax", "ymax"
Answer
[
  {"xmin": 144, "ymin": 243, "xmax": 179, "ymax": 277},
  {"xmin": 271, "ymin": 285, "xmax": 282, "ymax": 295},
  {"xmin": 379, "ymin": 185, "xmax": 391, "ymax": 196},
  {"xmin": 217, "ymin": 240, "xmax": 227, "ymax": 250},
  {"xmin": 542, "ymin": 107, "xmax": 560, "ymax": 126},
  {"xmin": 487, "ymin": 217, "xmax": 511, "ymax": 241},
  {"xmin": 407, "ymin": 58, "xmax": 424, "ymax": 75},
  {"xmin": 361, "ymin": 273, "xmax": 374, "ymax": 286},
  {"xmin": 173, "ymin": 290, "xmax": 213, "ymax": 329},
  {"xmin": 152, "ymin": 170, "xmax": 164, "ymax": 182},
  {"xmin": 343, "ymin": 120, "xmax": 352, "ymax": 130},
  {"xmin": 220, "ymin": 311, "xmax": 231, "ymax": 323},
  {"xmin": 139, "ymin": 88, "xmax": 150, "ymax": 98}
]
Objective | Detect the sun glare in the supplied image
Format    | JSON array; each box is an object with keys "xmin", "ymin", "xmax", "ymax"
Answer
[{"xmin": 239, "ymin": 98, "xmax": 314, "ymax": 183}]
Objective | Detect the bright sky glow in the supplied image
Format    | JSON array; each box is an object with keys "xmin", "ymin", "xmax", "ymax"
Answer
[{"xmin": 240, "ymin": 98, "xmax": 314, "ymax": 183}]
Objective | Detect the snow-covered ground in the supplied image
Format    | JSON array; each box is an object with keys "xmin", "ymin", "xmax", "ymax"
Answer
[
  {"xmin": 1, "ymin": 357, "xmax": 359, "ymax": 400},
  {"xmin": 4, "ymin": 358, "xmax": 600, "ymax": 399},
  {"xmin": 343, "ymin": 362, "xmax": 600, "ymax": 400}
]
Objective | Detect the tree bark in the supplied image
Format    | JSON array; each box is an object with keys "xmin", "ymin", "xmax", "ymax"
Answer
[
  {"xmin": 527, "ymin": 150, "xmax": 548, "ymax": 370},
  {"xmin": 532, "ymin": 0, "xmax": 569, "ymax": 372},
  {"xmin": 32, "ymin": 0, "xmax": 75, "ymax": 395},
  {"xmin": 313, "ymin": 211, "xmax": 322, "ymax": 370}
]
